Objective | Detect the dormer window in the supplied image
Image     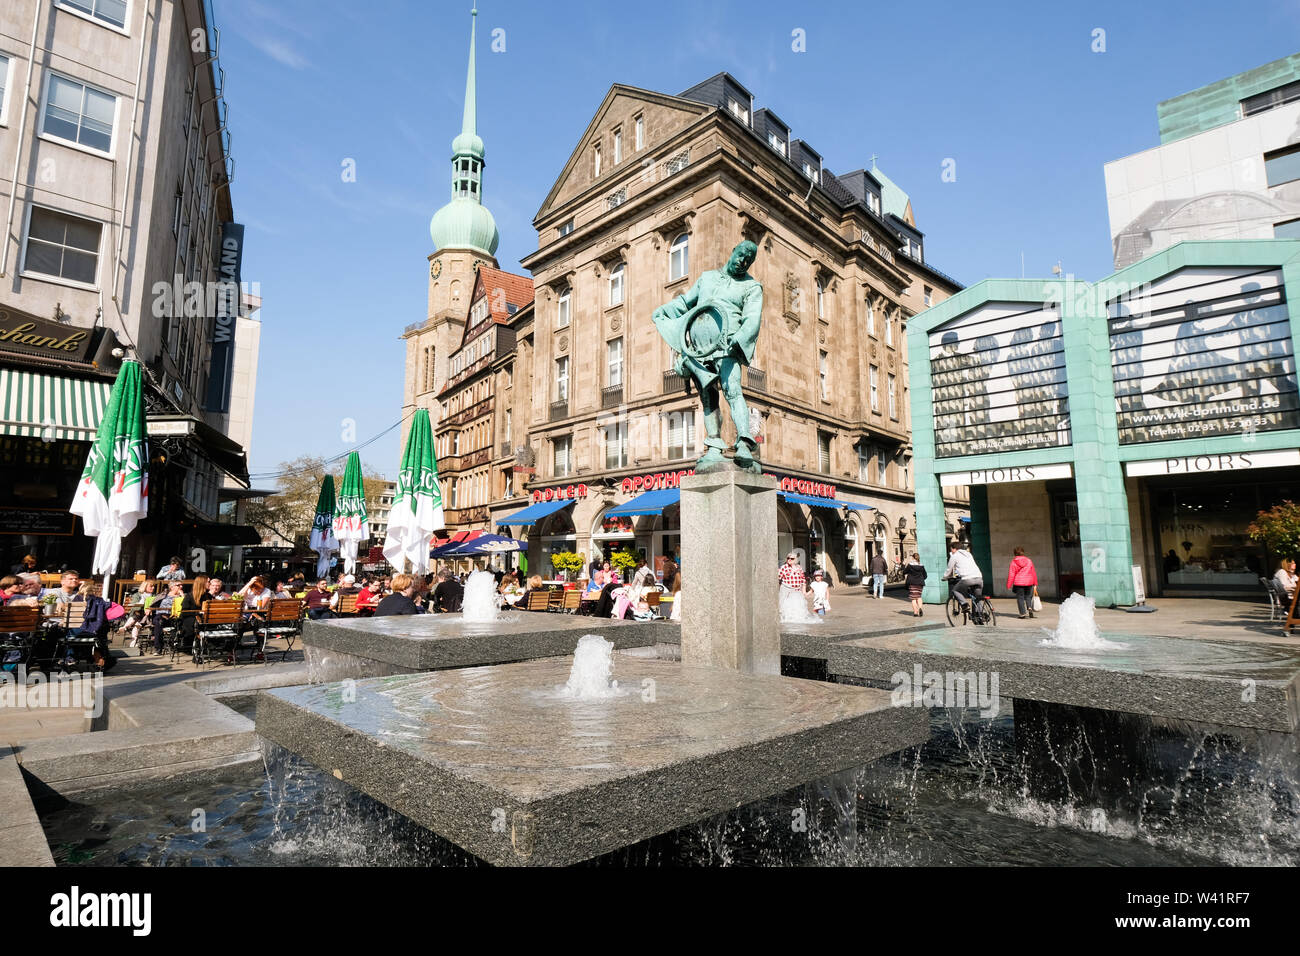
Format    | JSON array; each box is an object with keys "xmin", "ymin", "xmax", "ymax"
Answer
[
  {"xmin": 802, "ymin": 162, "xmax": 817, "ymax": 181},
  {"xmin": 727, "ymin": 98, "xmax": 748, "ymax": 124},
  {"xmin": 867, "ymin": 192, "xmax": 881, "ymax": 215},
  {"xmin": 767, "ymin": 131, "xmax": 786, "ymax": 156}
]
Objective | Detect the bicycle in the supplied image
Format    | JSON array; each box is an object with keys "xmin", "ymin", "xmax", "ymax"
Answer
[
  {"xmin": 945, "ymin": 580, "xmax": 997, "ymax": 627},
  {"xmin": 886, "ymin": 562, "xmax": 906, "ymax": 585}
]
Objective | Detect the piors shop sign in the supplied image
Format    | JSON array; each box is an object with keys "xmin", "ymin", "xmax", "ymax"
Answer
[{"xmin": 0, "ymin": 307, "xmax": 96, "ymax": 363}]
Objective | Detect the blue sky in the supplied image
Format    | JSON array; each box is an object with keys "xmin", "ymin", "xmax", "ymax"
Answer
[{"xmin": 217, "ymin": 0, "xmax": 1300, "ymax": 481}]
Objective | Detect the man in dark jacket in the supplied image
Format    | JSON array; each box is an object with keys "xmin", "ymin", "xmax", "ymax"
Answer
[
  {"xmin": 431, "ymin": 570, "xmax": 464, "ymax": 613},
  {"xmin": 870, "ymin": 551, "xmax": 890, "ymax": 600}
]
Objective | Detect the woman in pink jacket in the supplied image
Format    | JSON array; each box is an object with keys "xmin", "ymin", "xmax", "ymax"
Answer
[{"xmin": 1007, "ymin": 547, "xmax": 1038, "ymax": 619}]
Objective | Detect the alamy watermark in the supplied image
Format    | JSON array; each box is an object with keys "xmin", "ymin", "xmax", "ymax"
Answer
[
  {"xmin": 890, "ymin": 665, "xmax": 1000, "ymax": 718},
  {"xmin": 0, "ymin": 666, "xmax": 102, "ymax": 718}
]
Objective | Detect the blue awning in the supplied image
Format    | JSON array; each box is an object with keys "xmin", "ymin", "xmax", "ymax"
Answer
[
  {"xmin": 605, "ymin": 488, "xmax": 680, "ymax": 517},
  {"xmin": 958, "ymin": 516, "xmax": 971, "ymax": 524},
  {"xmin": 781, "ymin": 491, "xmax": 864, "ymax": 511},
  {"xmin": 495, "ymin": 498, "xmax": 576, "ymax": 527},
  {"xmin": 841, "ymin": 501, "xmax": 874, "ymax": 511}
]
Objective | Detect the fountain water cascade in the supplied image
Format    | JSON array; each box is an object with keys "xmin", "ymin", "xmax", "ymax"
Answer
[
  {"xmin": 461, "ymin": 570, "xmax": 502, "ymax": 623},
  {"xmin": 1038, "ymin": 593, "xmax": 1126, "ymax": 650}
]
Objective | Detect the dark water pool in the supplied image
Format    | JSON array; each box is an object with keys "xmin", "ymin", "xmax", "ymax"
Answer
[{"xmin": 37, "ymin": 697, "xmax": 1299, "ymax": 867}]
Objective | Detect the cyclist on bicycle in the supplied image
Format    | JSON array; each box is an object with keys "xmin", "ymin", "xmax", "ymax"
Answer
[{"xmin": 943, "ymin": 541, "xmax": 984, "ymax": 610}]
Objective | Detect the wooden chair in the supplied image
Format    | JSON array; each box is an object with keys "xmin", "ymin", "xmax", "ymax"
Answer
[
  {"xmin": 255, "ymin": 599, "xmax": 305, "ymax": 663},
  {"xmin": 0, "ymin": 605, "xmax": 41, "ymax": 672},
  {"xmin": 334, "ymin": 592, "xmax": 359, "ymax": 616},
  {"xmin": 195, "ymin": 600, "xmax": 244, "ymax": 665},
  {"xmin": 644, "ymin": 591, "xmax": 661, "ymax": 617},
  {"xmin": 560, "ymin": 590, "xmax": 582, "ymax": 613},
  {"xmin": 546, "ymin": 590, "xmax": 564, "ymax": 612},
  {"xmin": 524, "ymin": 591, "xmax": 551, "ymax": 612}
]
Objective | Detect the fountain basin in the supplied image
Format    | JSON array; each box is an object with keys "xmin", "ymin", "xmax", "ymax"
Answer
[
  {"xmin": 827, "ymin": 627, "xmax": 1300, "ymax": 732},
  {"xmin": 780, "ymin": 616, "xmax": 944, "ymax": 662},
  {"xmin": 303, "ymin": 613, "xmax": 664, "ymax": 679},
  {"xmin": 255, "ymin": 659, "xmax": 929, "ymax": 866}
]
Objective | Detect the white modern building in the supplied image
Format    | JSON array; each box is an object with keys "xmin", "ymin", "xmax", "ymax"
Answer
[{"xmin": 1106, "ymin": 53, "xmax": 1300, "ymax": 269}]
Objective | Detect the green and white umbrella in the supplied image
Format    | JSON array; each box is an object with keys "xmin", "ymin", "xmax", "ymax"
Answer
[
  {"xmin": 383, "ymin": 409, "xmax": 444, "ymax": 574},
  {"xmin": 309, "ymin": 475, "xmax": 338, "ymax": 579},
  {"xmin": 332, "ymin": 451, "xmax": 369, "ymax": 575},
  {"xmin": 69, "ymin": 360, "xmax": 148, "ymax": 576}
]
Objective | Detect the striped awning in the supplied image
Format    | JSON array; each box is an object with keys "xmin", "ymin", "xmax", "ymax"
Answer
[{"xmin": 0, "ymin": 368, "xmax": 112, "ymax": 439}]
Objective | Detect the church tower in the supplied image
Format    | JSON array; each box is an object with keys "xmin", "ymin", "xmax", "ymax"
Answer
[{"xmin": 403, "ymin": 4, "xmax": 501, "ymax": 442}]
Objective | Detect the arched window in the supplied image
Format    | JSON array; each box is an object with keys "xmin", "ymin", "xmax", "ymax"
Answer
[
  {"xmin": 557, "ymin": 287, "xmax": 571, "ymax": 328},
  {"xmin": 609, "ymin": 262, "xmax": 625, "ymax": 307},
  {"xmin": 669, "ymin": 233, "xmax": 689, "ymax": 282}
]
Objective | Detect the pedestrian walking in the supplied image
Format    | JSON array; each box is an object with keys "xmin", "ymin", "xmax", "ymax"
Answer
[
  {"xmin": 870, "ymin": 550, "xmax": 889, "ymax": 599},
  {"xmin": 808, "ymin": 569, "xmax": 831, "ymax": 616},
  {"xmin": 1007, "ymin": 546, "xmax": 1039, "ymax": 619},
  {"xmin": 904, "ymin": 553, "xmax": 927, "ymax": 617}
]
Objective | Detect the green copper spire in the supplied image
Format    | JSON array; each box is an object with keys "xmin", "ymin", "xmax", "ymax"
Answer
[
  {"xmin": 452, "ymin": 3, "xmax": 484, "ymax": 162},
  {"xmin": 430, "ymin": 3, "xmax": 499, "ymax": 257}
]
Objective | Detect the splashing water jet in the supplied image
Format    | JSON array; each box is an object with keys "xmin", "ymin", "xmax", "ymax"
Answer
[
  {"xmin": 1039, "ymin": 593, "xmax": 1127, "ymax": 649},
  {"xmin": 461, "ymin": 570, "xmax": 501, "ymax": 622},
  {"xmin": 562, "ymin": 634, "xmax": 621, "ymax": 699}
]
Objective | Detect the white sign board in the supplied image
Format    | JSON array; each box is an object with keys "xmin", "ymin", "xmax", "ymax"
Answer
[
  {"xmin": 147, "ymin": 419, "xmax": 193, "ymax": 437},
  {"xmin": 1131, "ymin": 565, "xmax": 1146, "ymax": 605},
  {"xmin": 940, "ymin": 462, "xmax": 1073, "ymax": 487},
  {"xmin": 1124, "ymin": 448, "xmax": 1299, "ymax": 477}
]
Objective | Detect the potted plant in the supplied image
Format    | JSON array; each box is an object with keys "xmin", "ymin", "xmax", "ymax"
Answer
[
  {"xmin": 1248, "ymin": 500, "xmax": 1300, "ymax": 561},
  {"xmin": 550, "ymin": 551, "xmax": 585, "ymax": 583},
  {"xmin": 610, "ymin": 548, "xmax": 639, "ymax": 580}
]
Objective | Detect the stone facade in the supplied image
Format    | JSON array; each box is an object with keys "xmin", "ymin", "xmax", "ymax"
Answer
[{"xmin": 507, "ymin": 76, "xmax": 966, "ymax": 581}]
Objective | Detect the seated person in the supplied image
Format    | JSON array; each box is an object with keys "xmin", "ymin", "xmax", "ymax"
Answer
[
  {"xmin": 303, "ymin": 579, "xmax": 333, "ymax": 620},
  {"xmin": 1275, "ymin": 559, "xmax": 1298, "ymax": 602},
  {"xmin": 329, "ymin": 575, "xmax": 360, "ymax": 615},
  {"xmin": 152, "ymin": 580, "xmax": 188, "ymax": 655},
  {"xmin": 72, "ymin": 581, "xmax": 116, "ymax": 672},
  {"xmin": 123, "ymin": 579, "xmax": 160, "ymax": 647},
  {"xmin": 374, "ymin": 574, "xmax": 421, "ymax": 616},
  {"xmin": 431, "ymin": 570, "xmax": 464, "ymax": 613},
  {"xmin": 356, "ymin": 580, "xmax": 380, "ymax": 612},
  {"xmin": 498, "ymin": 572, "xmax": 523, "ymax": 606},
  {"xmin": 509, "ymin": 575, "xmax": 549, "ymax": 611}
]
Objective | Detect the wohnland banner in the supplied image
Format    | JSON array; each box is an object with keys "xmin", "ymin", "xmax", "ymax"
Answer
[{"xmin": 204, "ymin": 222, "xmax": 244, "ymax": 414}]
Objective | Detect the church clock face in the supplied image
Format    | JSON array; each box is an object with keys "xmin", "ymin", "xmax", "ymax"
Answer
[
  {"xmin": 430, "ymin": 260, "xmax": 442, "ymax": 279},
  {"xmin": 472, "ymin": 258, "xmax": 485, "ymax": 272}
]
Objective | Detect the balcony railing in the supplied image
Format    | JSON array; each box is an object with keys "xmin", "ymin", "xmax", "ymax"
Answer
[
  {"xmin": 745, "ymin": 366, "xmax": 767, "ymax": 392},
  {"xmin": 663, "ymin": 371, "xmax": 686, "ymax": 393},
  {"xmin": 601, "ymin": 385, "xmax": 624, "ymax": 409},
  {"xmin": 549, "ymin": 400, "xmax": 569, "ymax": 422}
]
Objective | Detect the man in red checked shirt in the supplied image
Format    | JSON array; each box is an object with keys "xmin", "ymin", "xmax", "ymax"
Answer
[{"xmin": 778, "ymin": 552, "xmax": 806, "ymax": 593}]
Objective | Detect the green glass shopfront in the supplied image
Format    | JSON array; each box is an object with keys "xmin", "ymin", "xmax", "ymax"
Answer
[{"xmin": 910, "ymin": 239, "xmax": 1300, "ymax": 605}]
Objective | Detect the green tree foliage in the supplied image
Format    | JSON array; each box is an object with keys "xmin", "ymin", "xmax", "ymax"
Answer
[
  {"xmin": 1247, "ymin": 500, "xmax": 1300, "ymax": 559},
  {"xmin": 244, "ymin": 456, "xmax": 390, "ymax": 549}
]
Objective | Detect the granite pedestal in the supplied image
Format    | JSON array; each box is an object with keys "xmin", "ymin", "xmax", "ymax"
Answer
[
  {"xmin": 680, "ymin": 470, "xmax": 779, "ymax": 674},
  {"xmin": 826, "ymin": 627, "xmax": 1300, "ymax": 733},
  {"xmin": 256, "ymin": 658, "xmax": 929, "ymax": 866},
  {"xmin": 303, "ymin": 613, "xmax": 663, "ymax": 681}
]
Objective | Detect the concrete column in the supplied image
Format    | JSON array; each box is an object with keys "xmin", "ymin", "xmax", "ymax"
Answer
[
  {"xmin": 969, "ymin": 484, "xmax": 993, "ymax": 586},
  {"xmin": 680, "ymin": 470, "xmax": 779, "ymax": 674}
]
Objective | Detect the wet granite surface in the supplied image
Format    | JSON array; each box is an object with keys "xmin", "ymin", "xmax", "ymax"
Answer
[
  {"xmin": 826, "ymin": 627, "xmax": 1300, "ymax": 732},
  {"xmin": 256, "ymin": 658, "xmax": 929, "ymax": 866},
  {"xmin": 303, "ymin": 614, "xmax": 663, "ymax": 671}
]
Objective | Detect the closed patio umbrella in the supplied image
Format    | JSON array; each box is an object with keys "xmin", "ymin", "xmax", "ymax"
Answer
[
  {"xmin": 333, "ymin": 451, "xmax": 369, "ymax": 575},
  {"xmin": 309, "ymin": 476, "xmax": 338, "ymax": 579}
]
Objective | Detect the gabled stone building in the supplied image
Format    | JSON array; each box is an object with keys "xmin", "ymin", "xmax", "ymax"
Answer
[{"xmin": 505, "ymin": 72, "xmax": 969, "ymax": 581}]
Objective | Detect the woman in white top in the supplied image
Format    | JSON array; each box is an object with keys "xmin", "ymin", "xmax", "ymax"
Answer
[
  {"xmin": 808, "ymin": 569, "xmax": 831, "ymax": 616},
  {"xmin": 1274, "ymin": 559, "xmax": 1298, "ymax": 602}
]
